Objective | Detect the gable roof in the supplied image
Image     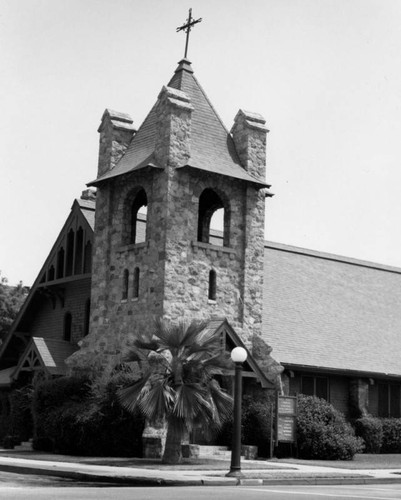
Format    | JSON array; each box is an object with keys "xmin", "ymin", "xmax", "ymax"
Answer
[
  {"xmin": 205, "ymin": 317, "xmax": 276, "ymax": 389},
  {"xmin": 77, "ymin": 197, "xmax": 96, "ymax": 230},
  {"xmin": 262, "ymin": 241, "xmax": 401, "ymax": 378},
  {"xmin": 90, "ymin": 59, "xmax": 268, "ymax": 188},
  {"xmin": 0, "ymin": 197, "xmax": 95, "ymax": 361},
  {"xmin": 12, "ymin": 337, "xmax": 77, "ymax": 381}
]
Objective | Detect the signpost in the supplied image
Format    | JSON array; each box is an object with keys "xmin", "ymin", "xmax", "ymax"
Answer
[
  {"xmin": 276, "ymin": 395, "xmax": 297, "ymax": 443},
  {"xmin": 270, "ymin": 394, "xmax": 297, "ymax": 457}
]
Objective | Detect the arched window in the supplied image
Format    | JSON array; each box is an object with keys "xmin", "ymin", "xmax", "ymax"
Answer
[
  {"xmin": 83, "ymin": 241, "xmax": 92, "ymax": 273},
  {"xmin": 131, "ymin": 189, "xmax": 147, "ymax": 244},
  {"xmin": 122, "ymin": 269, "xmax": 129, "ymax": 300},
  {"xmin": 208, "ymin": 269, "xmax": 217, "ymax": 301},
  {"xmin": 198, "ymin": 189, "xmax": 228, "ymax": 247},
  {"xmin": 64, "ymin": 312, "xmax": 72, "ymax": 342},
  {"xmin": 56, "ymin": 247, "xmax": 65, "ymax": 279},
  {"xmin": 47, "ymin": 265, "xmax": 55, "ymax": 281},
  {"xmin": 133, "ymin": 267, "xmax": 140, "ymax": 299},
  {"xmin": 66, "ymin": 229, "xmax": 74, "ymax": 277},
  {"xmin": 84, "ymin": 299, "xmax": 90, "ymax": 337},
  {"xmin": 74, "ymin": 227, "xmax": 84, "ymax": 275}
]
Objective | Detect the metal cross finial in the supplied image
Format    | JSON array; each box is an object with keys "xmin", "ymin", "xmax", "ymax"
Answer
[{"xmin": 176, "ymin": 8, "xmax": 202, "ymax": 59}]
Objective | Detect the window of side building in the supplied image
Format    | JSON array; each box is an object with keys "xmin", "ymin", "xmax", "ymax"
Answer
[
  {"xmin": 378, "ymin": 383, "xmax": 401, "ymax": 418},
  {"xmin": 301, "ymin": 375, "xmax": 329, "ymax": 400}
]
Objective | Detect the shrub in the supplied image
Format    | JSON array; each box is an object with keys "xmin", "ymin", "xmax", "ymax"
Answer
[
  {"xmin": 8, "ymin": 386, "xmax": 33, "ymax": 442},
  {"xmin": 297, "ymin": 395, "xmax": 364, "ymax": 460},
  {"xmin": 0, "ymin": 415, "xmax": 11, "ymax": 443},
  {"xmin": 242, "ymin": 395, "xmax": 273, "ymax": 457},
  {"xmin": 381, "ymin": 418, "xmax": 401, "ymax": 453},
  {"xmin": 354, "ymin": 416, "xmax": 383, "ymax": 453},
  {"xmin": 216, "ymin": 394, "xmax": 274, "ymax": 457},
  {"xmin": 32, "ymin": 373, "xmax": 145, "ymax": 456},
  {"xmin": 2, "ymin": 435, "xmax": 19, "ymax": 449}
]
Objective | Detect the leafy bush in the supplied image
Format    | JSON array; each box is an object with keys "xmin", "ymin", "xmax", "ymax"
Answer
[
  {"xmin": 2, "ymin": 435, "xmax": 19, "ymax": 449},
  {"xmin": 32, "ymin": 373, "xmax": 145, "ymax": 456},
  {"xmin": 242, "ymin": 395, "xmax": 273, "ymax": 457},
  {"xmin": 8, "ymin": 386, "xmax": 33, "ymax": 442},
  {"xmin": 0, "ymin": 415, "xmax": 11, "ymax": 443},
  {"xmin": 216, "ymin": 394, "xmax": 274, "ymax": 457},
  {"xmin": 297, "ymin": 395, "xmax": 364, "ymax": 460},
  {"xmin": 381, "ymin": 418, "xmax": 401, "ymax": 453},
  {"xmin": 354, "ymin": 416, "xmax": 383, "ymax": 453}
]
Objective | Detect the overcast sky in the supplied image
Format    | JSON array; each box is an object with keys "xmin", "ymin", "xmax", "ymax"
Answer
[{"xmin": 1, "ymin": 0, "xmax": 401, "ymax": 285}]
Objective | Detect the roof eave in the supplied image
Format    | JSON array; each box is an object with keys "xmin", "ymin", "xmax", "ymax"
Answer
[
  {"xmin": 283, "ymin": 363, "xmax": 401, "ymax": 381},
  {"xmin": 176, "ymin": 163, "xmax": 271, "ymax": 189},
  {"xmin": 88, "ymin": 161, "xmax": 163, "ymax": 188}
]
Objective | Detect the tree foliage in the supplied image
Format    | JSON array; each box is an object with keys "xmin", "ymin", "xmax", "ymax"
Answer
[
  {"xmin": 118, "ymin": 318, "xmax": 233, "ymax": 464},
  {"xmin": 0, "ymin": 272, "xmax": 28, "ymax": 340}
]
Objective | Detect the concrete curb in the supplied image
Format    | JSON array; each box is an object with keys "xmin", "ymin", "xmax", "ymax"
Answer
[{"xmin": 0, "ymin": 461, "xmax": 401, "ymax": 487}]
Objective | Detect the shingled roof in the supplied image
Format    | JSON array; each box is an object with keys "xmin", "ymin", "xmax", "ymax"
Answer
[
  {"xmin": 92, "ymin": 59, "xmax": 268, "ymax": 187},
  {"xmin": 12, "ymin": 337, "xmax": 77, "ymax": 381},
  {"xmin": 262, "ymin": 241, "xmax": 401, "ymax": 378}
]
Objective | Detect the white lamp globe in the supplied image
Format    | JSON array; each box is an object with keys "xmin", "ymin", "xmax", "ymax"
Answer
[{"xmin": 231, "ymin": 346, "xmax": 247, "ymax": 363}]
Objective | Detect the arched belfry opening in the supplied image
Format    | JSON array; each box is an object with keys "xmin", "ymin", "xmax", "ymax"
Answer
[
  {"xmin": 197, "ymin": 188, "xmax": 228, "ymax": 247},
  {"xmin": 131, "ymin": 189, "xmax": 147, "ymax": 244}
]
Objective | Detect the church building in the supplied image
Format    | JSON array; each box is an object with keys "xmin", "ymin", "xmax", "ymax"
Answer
[{"xmin": 0, "ymin": 55, "xmax": 400, "ymax": 437}]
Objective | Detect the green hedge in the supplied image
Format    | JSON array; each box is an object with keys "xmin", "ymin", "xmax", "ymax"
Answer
[
  {"xmin": 8, "ymin": 387, "xmax": 32, "ymax": 443},
  {"xmin": 353, "ymin": 416, "xmax": 401, "ymax": 454},
  {"xmin": 354, "ymin": 417, "xmax": 383, "ymax": 453},
  {"xmin": 216, "ymin": 395, "xmax": 273, "ymax": 457},
  {"xmin": 297, "ymin": 395, "xmax": 364, "ymax": 460},
  {"xmin": 32, "ymin": 373, "xmax": 145, "ymax": 456},
  {"xmin": 381, "ymin": 418, "xmax": 401, "ymax": 453}
]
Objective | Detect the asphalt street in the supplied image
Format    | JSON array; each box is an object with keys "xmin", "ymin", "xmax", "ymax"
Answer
[{"xmin": 1, "ymin": 478, "xmax": 401, "ymax": 500}]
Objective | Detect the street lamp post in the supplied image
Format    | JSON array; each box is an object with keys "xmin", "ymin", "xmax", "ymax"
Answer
[{"xmin": 226, "ymin": 346, "xmax": 247, "ymax": 478}]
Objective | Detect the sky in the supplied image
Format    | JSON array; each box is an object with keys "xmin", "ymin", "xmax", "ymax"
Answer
[{"xmin": 1, "ymin": 0, "xmax": 401, "ymax": 285}]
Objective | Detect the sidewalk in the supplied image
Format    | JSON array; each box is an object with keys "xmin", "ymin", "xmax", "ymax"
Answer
[{"xmin": 0, "ymin": 449, "xmax": 400, "ymax": 486}]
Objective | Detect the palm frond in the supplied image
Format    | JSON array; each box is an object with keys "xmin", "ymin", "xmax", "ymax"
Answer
[
  {"xmin": 138, "ymin": 380, "xmax": 175, "ymax": 422},
  {"xmin": 173, "ymin": 383, "xmax": 207, "ymax": 420},
  {"xmin": 179, "ymin": 319, "xmax": 211, "ymax": 347},
  {"xmin": 152, "ymin": 317, "xmax": 182, "ymax": 349},
  {"xmin": 208, "ymin": 379, "xmax": 233, "ymax": 425},
  {"xmin": 117, "ymin": 375, "xmax": 150, "ymax": 414}
]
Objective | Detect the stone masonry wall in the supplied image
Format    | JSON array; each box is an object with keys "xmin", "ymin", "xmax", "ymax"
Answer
[
  {"xmin": 162, "ymin": 168, "xmax": 248, "ymax": 336},
  {"xmin": 68, "ymin": 89, "xmax": 272, "ymax": 373}
]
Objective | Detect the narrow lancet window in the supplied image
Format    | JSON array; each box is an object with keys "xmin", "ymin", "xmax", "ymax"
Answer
[
  {"xmin": 66, "ymin": 229, "xmax": 74, "ymax": 277},
  {"xmin": 122, "ymin": 269, "xmax": 129, "ymax": 300},
  {"xmin": 133, "ymin": 267, "xmax": 140, "ymax": 299},
  {"xmin": 74, "ymin": 227, "xmax": 84, "ymax": 275},
  {"xmin": 64, "ymin": 312, "xmax": 72, "ymax": 342},
  {"xmin": 56, "ymin": 247, "xmax": 65, "ymax": 279},
  {"xmin": 84, "ymin": 299, "xmax": 90, "ymax": 337},
  {"xmin": 84, "ymin": 241, "xmax": 92, "ymax": 273},
  {"xmin": 47, "ymin": 265, "xmax": 55, "ymax": 281},
  {"xmin": 208, "ymin": 269, "xmax": 217, "ymax": 301}
]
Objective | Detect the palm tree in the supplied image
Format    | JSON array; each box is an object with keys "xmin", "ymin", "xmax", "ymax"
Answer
[{"xmin": 118, "ymin": 318, "xmax": 233, "ymax": 464}]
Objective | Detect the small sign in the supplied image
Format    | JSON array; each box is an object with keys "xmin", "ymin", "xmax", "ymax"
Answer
[
  {"xmin": 277, "ymin": 396, "xmax": 297, "ymax": 415},
  {"xmin": 276, "ymin": 395, "xmax": 297, "ymax": 444},
  {"xmin": 277, "ymin": 415, "xmax": 296, "ymax": 442}
]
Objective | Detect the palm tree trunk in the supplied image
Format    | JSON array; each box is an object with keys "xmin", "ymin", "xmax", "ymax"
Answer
[{"xmin": 162, "ymin": 417, "xmax": 182, "ymax": 464}]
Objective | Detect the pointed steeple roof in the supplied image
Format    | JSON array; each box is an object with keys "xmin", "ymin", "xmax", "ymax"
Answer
[{"xmin": 90, "ymin": 60, "xmax": 268, "ymax": 187}]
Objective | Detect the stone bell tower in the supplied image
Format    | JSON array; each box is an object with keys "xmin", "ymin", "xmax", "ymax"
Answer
[{"xmin": 67, "ymin": 58, "xmax": 275, "ymax": 373}]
